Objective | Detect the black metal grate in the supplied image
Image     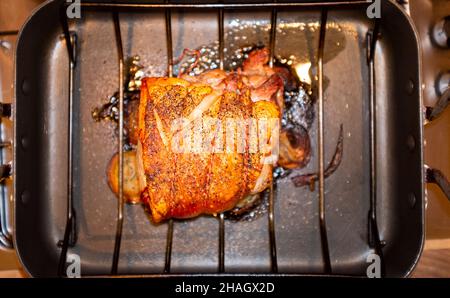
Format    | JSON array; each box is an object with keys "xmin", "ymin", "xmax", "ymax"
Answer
[{"xmin": 57, "ymin": 0, "xmax": 385, "ymax": 277}]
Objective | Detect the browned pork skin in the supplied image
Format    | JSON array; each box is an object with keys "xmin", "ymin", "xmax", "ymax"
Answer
[{"xmin": 108, "ymin": 48, "xmax": 310, "ymax": 223}]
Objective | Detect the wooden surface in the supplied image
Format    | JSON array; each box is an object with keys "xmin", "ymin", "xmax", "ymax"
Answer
[
  {"xmin": 412, "ymin": 249, "xmax": 450, "ymax": 278},
  {"xmin": 0, "ymin": 270, "xmax": 26, "ymax": 278}
]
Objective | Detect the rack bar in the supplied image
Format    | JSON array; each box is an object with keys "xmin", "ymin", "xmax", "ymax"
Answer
[
  {"xmin": 268, "ymin": 6, "xmax": 277, "ymax": 68},
  {"xmin": 218, "ymin": 213, "xmax": 225, "ymax": 272},
  {"xmin": 268, "ymin": 184, "xmax": 278, "ymax": 272},
  {"xmin": 111, "ymin": 12, "xmax": 125, "ymax": 275},
  {"xmin": 57, "ymin": 3, "xmax": 78, "ymax": 277},
  {"xmin": 164, "ymin": 219, "xmax": 174, "ymax": 273},
  {"xmin": 267, "ymin": 3, "xmax": 278, "ymax": 273},
  {"xmin": 57, "ymin": 30, "xmax": 77, "ymax": 277},
  {"xmin": 317, "ymin": 8, "xmax": 332, "ymax": 274},
  {"xmin": 165, "ymin": 2, "xmax": 174, "ymax": 77},
  {"xmin": 367, "ymin": 20, "xmax": 385, "ymax": 277},
  {"xmin": 79, "ymin": 1, "xmax": 369, "ymax": 10},
  {"xmin": 368, "ymin": 20, "xmax": 380, "ymax": 63},
  {"xmin": 218, "ymin": 8, "xmax": 225, "ymax": 71},
  {"xmin": 217, "ymin": 7, "xmax": 226, "ymax": 273},
  {"xmin": 59, "ymin": 4, "xmax": 76, "ymax": 67},
  {"xmin": 367, "ymin": 26, "xmax": 378, "ymax": 248},
  {"xmin": 162, "ymin": 1, "xmax": 175, "ymax": 274}
]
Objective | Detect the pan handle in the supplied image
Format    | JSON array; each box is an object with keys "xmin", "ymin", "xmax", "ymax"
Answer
[
  {"xmin": 425, "ymin": 166, "xmax": 450, "ymax": 202},
  {"xmin": 426, "ymin": 88, "xmax": 450, "ymax": 122},
  {"xmin": 424, "ymin": 80, "xmax": 449, "ymax": 201}
]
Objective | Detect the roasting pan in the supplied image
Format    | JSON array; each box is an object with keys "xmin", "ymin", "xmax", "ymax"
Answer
[{"xmin": 1, "ymin": 0, "xmax": 449, "ymax": 277}]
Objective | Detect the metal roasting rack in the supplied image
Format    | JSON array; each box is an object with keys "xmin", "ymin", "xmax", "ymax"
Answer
[{"xmin": 55, "ymin": 1, "xmax": 385, "ymax": 277}]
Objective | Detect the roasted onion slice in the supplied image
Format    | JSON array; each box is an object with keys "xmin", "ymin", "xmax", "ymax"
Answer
[
  {"xmin": 107, "ymin": 151, "xmax": 142, "ymax": 204},
  {"xmin": 278, "ymin": 126, "xmax": 311, "ymax": 169}
]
